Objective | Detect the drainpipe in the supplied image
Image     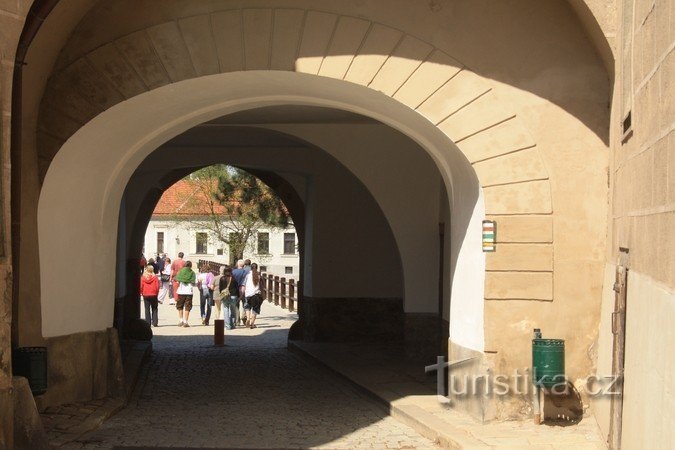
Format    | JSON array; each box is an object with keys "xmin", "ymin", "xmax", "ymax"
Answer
[
  {"xmin": 10, "ymin": 0, "xmax": 60, "ymax": 342},
  {"xmin": 532, "ymin": 328, "xmax": 542, "ymax": 424}
]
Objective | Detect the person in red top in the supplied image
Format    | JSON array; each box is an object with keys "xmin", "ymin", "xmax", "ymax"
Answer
[
  {"xmin": 170, "ymin": 252, "xmax": 185, "ymax": 302},
  {"xmin": 140, "ymin": 264, "xmax": 160, "ymax": 327}
]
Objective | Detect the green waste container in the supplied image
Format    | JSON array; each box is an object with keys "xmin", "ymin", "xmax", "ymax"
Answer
[
  {"xmin": 532, "ymin": 339, "xmax": 565, "ymax": 388},
  {"xmin": 13, "ymin": 347, "xmax": 48, "ymax": 395}
]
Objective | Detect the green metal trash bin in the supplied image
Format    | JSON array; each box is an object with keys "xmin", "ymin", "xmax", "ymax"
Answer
[
  {"xmin": 13, "ymin": 347, "xmax": 48, "ymax": 395},
  {"xmin": 532, "ymin": 339, "xmax": 565, "ymax": 388}
]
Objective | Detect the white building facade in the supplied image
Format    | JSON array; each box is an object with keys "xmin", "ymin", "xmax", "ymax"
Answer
[{"xmin": 143, "ymin": 219, "xmax": 299, "ymax": 278}]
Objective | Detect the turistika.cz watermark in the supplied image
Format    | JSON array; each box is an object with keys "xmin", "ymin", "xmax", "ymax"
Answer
[{"xmin": 424, "ymin": 356, "xmax": 621, "ymax": 403}]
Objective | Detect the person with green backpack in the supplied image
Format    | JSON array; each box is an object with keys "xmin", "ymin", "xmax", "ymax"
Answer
[{"xmin": 175, "ymin": 261, "xmax": 196, "ymax": 327}]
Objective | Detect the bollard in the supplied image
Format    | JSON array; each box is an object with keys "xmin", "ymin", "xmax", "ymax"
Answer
[{"xmin": 214, "ymin": 319, "xmax": 224, "ymax": 346}]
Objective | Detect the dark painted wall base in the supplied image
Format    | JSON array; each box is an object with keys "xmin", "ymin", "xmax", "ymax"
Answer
[
  {"xmin": 404, "ymin": 313, "xmax": 448, "ymax": 363},
  {"xmin": 301, "ymin": 297, "xmax": 404, "ymax": 342},
  {"xmin": 293, "ymin": 298, "xmax": 448, "ymax": 362}
]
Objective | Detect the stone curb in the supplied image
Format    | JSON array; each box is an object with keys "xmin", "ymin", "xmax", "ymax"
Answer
[
  {"xmin": 42, "ymin": 340, "xmax": 152, "ymax": 447},
  {"xmin": 123, "ymin": 340, "xmax": 153, "ymax": 398},
  {"xmin": 44, "ymin": 398, "xmax": 126, "ymax": 448},
  {"xmin": 288, "ymin": 340, "xmax": 488, "ymax": 449}
]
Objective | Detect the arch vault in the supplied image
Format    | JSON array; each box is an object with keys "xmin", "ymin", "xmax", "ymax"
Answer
[{"xmin": 10, "ymin": 1, "xmax": 611, "ymax": 423}]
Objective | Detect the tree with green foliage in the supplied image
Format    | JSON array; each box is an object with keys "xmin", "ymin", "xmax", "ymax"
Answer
[{"xmin": 171, "ymin": 165, "xmax": 291, "ymax": 263}]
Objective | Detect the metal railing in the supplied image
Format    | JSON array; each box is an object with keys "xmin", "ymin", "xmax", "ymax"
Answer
[
  {"xmin": 260, "ymin": 272, "xmax": 299, "ymax": 312},
  {"xmin": 197, "ymin": 259, "xmax": 227, "ymax": 275},
  {"xmin": 196, "ymin": 261, "xmax": 299, "ymax": 312}
]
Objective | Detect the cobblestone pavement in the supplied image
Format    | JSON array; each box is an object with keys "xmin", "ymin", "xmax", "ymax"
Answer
[
  {"xmin": 42, "ymin": 397, "xmax": 126, "ymax": 447},
  {"xmin": 67, "ymin": 301, "xmax": 438, "ymax": 449}
]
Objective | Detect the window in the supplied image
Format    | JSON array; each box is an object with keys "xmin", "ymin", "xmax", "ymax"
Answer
[
  {"xmin": 196, "ymin": 232, "xmax": 208, "ymax": 254},
  {"xmin": 284, "ymin": 233, "xmax": 296, "ymax": 254},
  {"xmin": 257, "ymin": 232, "xmax": 270, "ymax": 254},
  {"xmin": 216, "ymin": 248, "xmax": 223, "ymax": 256},
  {"xmin": 285, "ymin": 266, "xmax": 293, "ymax": 274},
  {"xmin": 156, "ymin": 232, "xmax": 164, "ymax": 254},
  {"xmin": 260, "ymin": 266, "xmax": 267, "ymax": 272}
]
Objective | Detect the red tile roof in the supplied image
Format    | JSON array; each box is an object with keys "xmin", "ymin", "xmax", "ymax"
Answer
[{"xmin": 153, "ymin": 179, "xmax": 229, "ymax": 216}]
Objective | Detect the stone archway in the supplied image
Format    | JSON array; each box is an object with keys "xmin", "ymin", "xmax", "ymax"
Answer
[
  {"xmin": 36, "ymin": 6, "xmax": 555, "ymax": 316},
  {"xmin": 38, "ymin": 71, "xmax": 484, "ymax": 344},
  {"xmin": 20, "ymin": 1, "xmax": 611, "ymax": 422}
]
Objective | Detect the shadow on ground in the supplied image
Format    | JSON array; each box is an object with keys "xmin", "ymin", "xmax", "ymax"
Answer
[{"xmin": 70, "ymin": 304, "xmax": 437, "ymax": 449}]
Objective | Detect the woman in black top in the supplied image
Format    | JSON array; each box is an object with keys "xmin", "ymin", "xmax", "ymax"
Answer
[{"xmin": 219, "ymin": 268, "xmax": 239, "ymax": 330}]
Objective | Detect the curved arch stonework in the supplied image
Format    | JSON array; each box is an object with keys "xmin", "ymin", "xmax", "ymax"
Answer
[
  {"xmin": 0, "ymin": 0, "xmax": 615, "ymax": 424},
  {"xmin": 37, "ymin": 8, "xmax": 555, "ymax": 302}
]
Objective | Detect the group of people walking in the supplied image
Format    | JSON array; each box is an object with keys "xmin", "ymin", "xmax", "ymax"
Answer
[{"xmin": 139, "ymin": 252, "xmax": 263, "ymax": 330}]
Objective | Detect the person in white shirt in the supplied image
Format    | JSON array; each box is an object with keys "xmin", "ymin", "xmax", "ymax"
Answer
[
  {"xmin": 243, "ymin": 263, "xmax": 262, "ymax": 329},
  {"xmin": 158, "ymin": 256, "xmax": 173, "ymax": 304}
]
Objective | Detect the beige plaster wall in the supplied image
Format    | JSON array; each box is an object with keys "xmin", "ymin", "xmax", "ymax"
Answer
[
  {"xmin": 263, "ymin": 123, "xmax": 444, "ymax": 314},
  {"xmin": 567, "ymin": 0, "xmax": 617, "ymax": 75},
  {"xmin": 593, "ymin": 264, "xmax": 675, "ymax": 447},
  {"xmin": 15, "ymin": 0, "xmax": 94, "ymax": 348},
  {"xmin": 610, "ymin": 0, "xmax": 674, "ymax": 290},
  {"xmin": 620, "ymin": 271, "xmax": 674, "ymax": 448},
  {"xmin": 592, "ymin": 0, "xmax": 674, "ymax": 445}
]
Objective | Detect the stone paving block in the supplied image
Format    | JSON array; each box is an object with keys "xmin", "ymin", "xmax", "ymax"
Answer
[
  {"xmin": 49, "ymin": 431, "xmax": 80, "ymax": 447},
  {"xmin": 71, "ymin": 303, "xmax": 436, "ymax": 449},
  {"xmin": 54, "ymin": 418, "xmax": 83, "ymax": 431}
]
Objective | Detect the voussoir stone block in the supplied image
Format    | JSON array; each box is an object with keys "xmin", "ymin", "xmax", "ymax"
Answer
[
  {"xmin": 485, "ymin": 271, "xmax": 553, "ymax": 300},
  {"xmin": 242, "ymin": 9, "xmax": 273, "ymax": 70},
  {"xmin": 319, "ymin": 16, "xmax": 370, "ymax": 80},
  {"xmin": 42, "ymin": 73, "xmax": 100, "ymax": 125},
  {"xmin": 146, "ymin": 21, "xmax": 196, "ymax": 82},
  {"xmin": 455, "ymin": 117, "xmax": 536, "ymax": 163},
  {"xmin": 472, "ymin": 147, "xmax": 548, "ymax": 186},
  {"xmin": 38, "ymin": 103, "xmax": 82, "ymax": 141},
  {"xmin": 483, "ymin": 180, "xmax": 552, "ymax": 214},
  {"xmin": 87, "ymin": 43, "xmax": 148, "ymax": 99},
  {"xmin": 486, "ymin": 215, "xmax": 553, "ymax": 243},
  {"xmin": 296, "ymin": 11, "xmax": 338, "ymax": 75},
  {"xmin": 178, "ymin": 15, "xmax": 219, "ymax": 76},
  {"xmin": 485, "ymin": 243, "xmax": 553, "ymax": 271},
  {"xmin": 270, "ymin": 9, "xmax": 305, "ymax": 72},
  {"xmin": 369, "ymin": 35, "xmax": 432, "ymax": 96},
  {"xmin": 115, "ymin": 30, "xmax": 171, "ymax": 90},
  {"xmin": 344, "ymin": 24, "xmax": 402, "ymax": 86},
  {"xmin": 437, "ymin": 92, "xmax": 514, "ymax": 142},
  {"xmin": 211, "ymin": 10, "xmax": 244, "ymax": 72},
  {"xmin": 63, "ymin": 58, "xmax": 124, "ymax": 111},
  {"xmin": 416, "ymin": 68, "xmax": 490, "ymax": 125},
  {"xmin": 393, "ymin": 49, "xmax": 461, "ymax": 109}
]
